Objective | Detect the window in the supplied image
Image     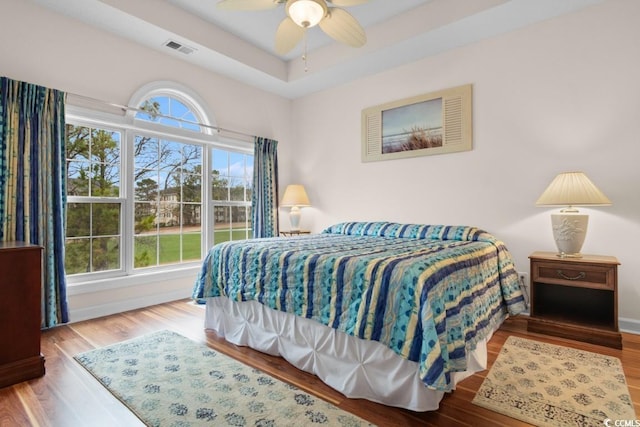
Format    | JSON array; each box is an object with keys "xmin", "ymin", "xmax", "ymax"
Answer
[
  {"xmin": 65, "ymin": 125, "xmax": 122, "ymax": 274},
  {"xmin": 211, "ymin": 149, "xmax": 253, "ymax": 243},
  {"xmin": 64, "ymin": 83, "xmax": 253, "ymax": 279},
  {"xmin": 133, "ymin": 136, "xmax": 202, "ymax": 268}
]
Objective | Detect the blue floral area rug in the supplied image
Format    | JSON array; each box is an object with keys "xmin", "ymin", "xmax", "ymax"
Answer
[
  {"xmin": 74, "ymin": 330, "xmax": 375, "ymax": 427},
  {"xmin": 472, "ymin": 336, "xmax": 636, "ymax": 427}
]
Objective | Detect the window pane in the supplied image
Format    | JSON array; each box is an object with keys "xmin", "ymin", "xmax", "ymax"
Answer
[
  {"xmin": 135, "ymin": 202, "xmax": 157, "ymax": 234},
  {"xmin": 135, "ymin": 176, "xmax": 159, "ymax": 202},
  {"xmin": 66, "ymin": 124, "xmax": 90, "ymax": 162},
  {"xmin": 212, "ymin": 172, "xmax": 228, "ymax": 201},
  {"xmin": 91, "ymin": 163, "xmax": 120, "ymax": 197},
  {"xmin": 183, "ymin": 206, "xmax": 201, "ymax": 262},
  {"xmin": 183, "ymin": 145, "xmax": 202, "ymax": 170},
  {"xmin": 158, "ymin": 192, "xmax": 180, "ymax": 226},
  {"xmin": 170, "ymin": 98, "xmax": 189, "ymax": 120},
  {"xmin": 231, "ymin": 206, "xmax": 250, "ymax": 240},
  {"xmin": 65, "ymin": 238, "xmax": 90, "ymax": 274},
  {"xmin": 212, "ymin": 149, "xmax": 228, "ymax": 173},
  {"xmin": 66, "ymin": 203, "xmax": 90, "ymax": 237},
  {"xmin": 181, "ymin": 113, "xmax": 200, "ymax": 132},
  {"xmin": 134, "ymin": 235, "xmax": 157, "ymax": 268},
  {"xmin": 229, "ymin": 176, "xmax": 245, "ymax": 201},
  {"xmin": 90, "ymin": 128, "xmax": 120, "ymax": 197},
  {"xmin": 213, "ymin": 206, "xmax": 231, "ymax": 243},
  {"xmin": 64, "ymin": 201, "xmax": 121, "ymax": 275},
  {"xmin": 182, "ymin": 231, "xmax": 201, "ymax": 262},
  {"xmin": 229, "ymin": 152, "xmax": 244, "ymax": 176},
  {"xmin": 135, "ymin": 96, "xmax": 201, "ymax": 132},
  {"xmin": 183, "ymin": 203, "xmax": 201, "ymax": 226},
  {"xmin": 66, "ymin": 124, "xmax": 120, "ymax": 198},
  {"xmin": 182, "ymin": 173, "xmax": 201, "ymax": 203},
  {"xmin": 90, "ymin": 129, "xmax": 120, "ymax": 164},
  {"xmin": 134, "ymin": 136, "xmax": 159, "ymax": 171},
  {"xmin": 136, "ymin": 99, "xmax": 162, "ymax": 122},
  {"xmin": 158, "ymin": 232, "xmax": 181, "ymax": 265},
  {"xmin": 92, "ymin": 203, "xmax": 120, "ymax": 236},
  {"xmin": 66, "ymin": 161, "xmax": 90, "ymax": 197},
  {"xmin": 92, "ymin": 237, "xmax": 120, "ymax": 271}
]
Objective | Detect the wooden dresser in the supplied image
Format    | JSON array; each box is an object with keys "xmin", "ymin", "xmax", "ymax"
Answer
[{"xmin": 0, "ymin": 242, "xmax": 45, "ymax": 388}]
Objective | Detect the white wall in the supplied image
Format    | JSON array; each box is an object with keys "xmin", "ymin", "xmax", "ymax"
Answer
[
  {"xmin": 0, "ymin": 0, "xmax": 293, "ymax": 321},
  {"xmin": 288, "ymin": 0, "xmax": 640, "ymax": 330}
]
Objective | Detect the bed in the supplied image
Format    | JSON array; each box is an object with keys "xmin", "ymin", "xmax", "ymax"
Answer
[{"xmin": 193, "ymin": 222, "xmax": 526, "ymax": 411}]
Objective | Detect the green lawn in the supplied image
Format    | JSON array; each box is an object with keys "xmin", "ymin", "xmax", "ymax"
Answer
[
  {"xmin": 134, "ymin": 229, "xmax": 250, "ymax": 267},
  {"xmin": 66, "ymin": 228, "xmax": 252, "ymax": 273}
]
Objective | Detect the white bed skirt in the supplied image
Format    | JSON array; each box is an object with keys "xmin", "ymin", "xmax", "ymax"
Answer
[{"xmin": 204, "ymin": 296, "xmax": 493, "ymax": 412}]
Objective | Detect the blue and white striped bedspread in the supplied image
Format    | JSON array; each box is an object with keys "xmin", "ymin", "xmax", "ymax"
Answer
[{"xmin": 193, "ymin": 222, "xmax": 527, "ymax": 391}]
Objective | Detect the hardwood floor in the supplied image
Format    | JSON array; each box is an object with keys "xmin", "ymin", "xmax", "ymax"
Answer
[{"xmin": 1, "ymin": 299, "xmax": 638, "ymax": 426}]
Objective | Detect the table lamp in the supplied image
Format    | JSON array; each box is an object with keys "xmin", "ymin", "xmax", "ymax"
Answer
[
  {"xmin": 535, "ymin": 171, "xmax": 611, "ymax": 258},
  {"xmin": 280, "ymin": 184, "xmax": 311, "ymax": 231}
]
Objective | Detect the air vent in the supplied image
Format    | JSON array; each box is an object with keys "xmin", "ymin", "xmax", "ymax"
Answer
[{"xmin": 164, "ymin": 40, "xmax": 196, "ymax": 55}]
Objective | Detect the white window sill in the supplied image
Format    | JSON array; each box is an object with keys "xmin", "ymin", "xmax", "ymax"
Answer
[{"xmin": 66, "ymin": 265, "xmax": 201, "ymax": 296}]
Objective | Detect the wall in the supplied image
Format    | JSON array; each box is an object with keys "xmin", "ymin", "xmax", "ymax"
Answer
[
  {"xmin": 0, "ymin": 0, "xmax": 293, "ymax": 322},
  {"xmin": 289, "ymin": 0, "xmax": 640, "ymax": 330}
]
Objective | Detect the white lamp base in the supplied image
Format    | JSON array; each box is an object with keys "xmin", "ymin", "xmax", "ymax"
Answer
[
  {"xmin": 289, "ymin": 206, "xmax": 301, "ymax": 231},
  {"xmin": 551, "ymin": 212, "xmax": 588, "ymax": 258}
]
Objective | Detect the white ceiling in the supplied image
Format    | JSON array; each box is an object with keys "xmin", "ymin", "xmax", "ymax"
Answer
[{"xmin": 32, "ymin": 0, "xmax": 603, "ymax": 99}]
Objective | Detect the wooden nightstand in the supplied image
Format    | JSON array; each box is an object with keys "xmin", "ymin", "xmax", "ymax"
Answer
[
  {"xmin": 527, "ymin": 251, "xmax": 622, "ymax": 349},
  {"xmin": 279, "ymin": 230, "xmax": 310, "ymax": 237}
]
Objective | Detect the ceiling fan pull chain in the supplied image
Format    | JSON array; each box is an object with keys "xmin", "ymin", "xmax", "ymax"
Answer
[{"xmin": 302, "ymin": 29, "xmax": 309, "ymax": 72}]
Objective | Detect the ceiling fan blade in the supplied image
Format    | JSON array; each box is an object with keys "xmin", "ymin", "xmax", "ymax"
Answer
[
  {"xmin": 319, "ymin": 7, "xmax": 366, "ymax": 48},
  {"xmin": 275, "ymin": 17, "xmax": 305, "ymax": 55},
  {"xmin": 217, "ymin": 0, "xmax": 280, "ymax": 11},
  {"xmin": 327, "ymin": 0, "xmax": 370, "ymax": 6}
]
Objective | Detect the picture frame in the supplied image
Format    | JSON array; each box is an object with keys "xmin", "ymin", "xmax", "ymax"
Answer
[{"xmin": 361, "ymin": 84, "xmax": 472, "ymax": 162}]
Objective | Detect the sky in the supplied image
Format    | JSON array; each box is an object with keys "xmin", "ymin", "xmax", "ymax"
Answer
[{"xmin": 382, "ymin": 98, "xmax": 442, "ymax": 137}]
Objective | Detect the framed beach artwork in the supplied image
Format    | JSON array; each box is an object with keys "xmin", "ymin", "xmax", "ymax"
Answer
[{"xmin": 361, "ymin": 84, "xmax": 472, "ymax": 162}]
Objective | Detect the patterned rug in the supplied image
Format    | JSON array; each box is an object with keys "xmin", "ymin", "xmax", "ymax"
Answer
[
  {"xmin": 74, "ymin": 330, "xmax": 374, "ymax": 426},
  {"xmin": 473, "ymin": 336, "xmax": 636, "ymax": 426}
]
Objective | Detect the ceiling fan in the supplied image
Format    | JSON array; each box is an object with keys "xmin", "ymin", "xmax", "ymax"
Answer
[{"xmin": 217, "ymin": 0, "xmax": 369, "ymax": 55}]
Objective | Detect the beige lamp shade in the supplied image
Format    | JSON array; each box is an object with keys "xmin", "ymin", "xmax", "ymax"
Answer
[
  {"xmin": 536, "ymin": 171, "xmax": 611, "ymax": 258},
  {"xmin": 281, "ymin": 184, "xmax": 311, "ymax": 207},
  {"xmin": 535, "ymin": 171, "xmax": 611, "ymax": 207},
  {"xmin": 281, "ymin": 184, "xmax": 311, "ymax": 232}
]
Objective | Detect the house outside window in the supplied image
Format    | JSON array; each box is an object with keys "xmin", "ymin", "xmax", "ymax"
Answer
[{"xmin": 64, "ymin": 82, "xmax": 253, "ymax": 280}]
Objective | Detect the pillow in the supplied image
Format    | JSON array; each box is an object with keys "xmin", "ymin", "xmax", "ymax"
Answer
[{"xmin": 321, "ymin": 221, "xmax": 490, "ymax": 242}]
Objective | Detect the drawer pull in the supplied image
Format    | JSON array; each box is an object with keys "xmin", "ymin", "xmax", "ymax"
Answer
[{"xmin": 557, "ymin": 270, "xmax": 586, "ymax": 281}]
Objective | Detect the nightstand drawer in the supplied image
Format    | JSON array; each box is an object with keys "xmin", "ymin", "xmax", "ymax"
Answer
[{"xmin": 533, "ymin": 262, "xmax": 614, "ymax": 290}]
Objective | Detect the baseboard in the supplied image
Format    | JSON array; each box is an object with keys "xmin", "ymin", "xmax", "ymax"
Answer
[
  {"xmin": 68, "ymin": 289, "xmax": 191, "ymax": 323},
  {"xmin": 619, "ymin": 317, "xmax": 640, "ymax": 335}
]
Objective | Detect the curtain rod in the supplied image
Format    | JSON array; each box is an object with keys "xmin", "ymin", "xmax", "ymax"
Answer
[{"xmin": 66, "ymin": 92, "xmax": 257, "ymax": 140}]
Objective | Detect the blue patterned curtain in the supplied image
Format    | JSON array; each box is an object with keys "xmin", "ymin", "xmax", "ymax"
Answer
[
  {"xmin": 0, "ymin": 77, "xmax": 69, "ymax": 327},
  {"xmin": 251, "ymin": 137, "xmax": 279, "ymax": 238}
]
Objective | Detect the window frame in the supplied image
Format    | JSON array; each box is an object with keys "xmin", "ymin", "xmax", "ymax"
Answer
[{"xmin": 64, "ymin": 84, "xmax": 253, "ymax": 285}]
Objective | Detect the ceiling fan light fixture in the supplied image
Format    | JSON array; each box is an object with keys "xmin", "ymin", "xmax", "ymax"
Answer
[{"xmin": 286, "ymin": 0, "xmax": 327, "ymax": 28}]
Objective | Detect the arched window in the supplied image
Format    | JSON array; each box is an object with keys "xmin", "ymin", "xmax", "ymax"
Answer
[
  {"xmin": 129, "ymin": 81, "xmax": 214, "ymax": 134},
  {"xmin": 64, "ymin": 82, "xmax": 253, "ymax": 280},
  {"xmin": 137, "ymin": 96, "xmax": 201, "ymax": 131}
]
